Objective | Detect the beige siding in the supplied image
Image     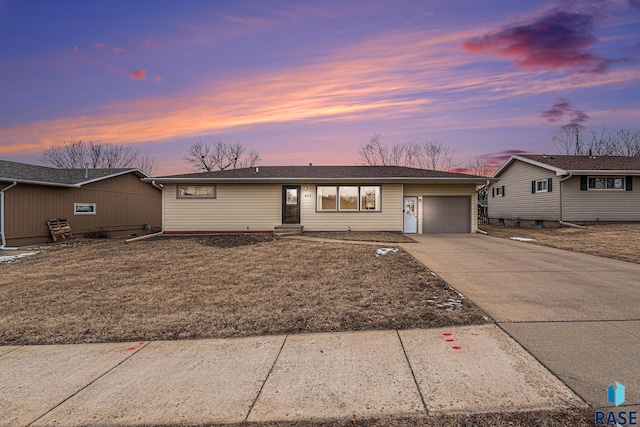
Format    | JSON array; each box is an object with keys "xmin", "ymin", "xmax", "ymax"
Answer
[
  {"xmin": 163, "ymin": 182, "xmax": 481, "ymax": 233},
  {"xmin": 164, "ymin": 183, "xmax": 403, "ymax": 232},
  {"xmin": 562, "ymin": 176, "xmax": 640, "ymax": 221},
  {"xmin": 403, "ymin": 184, "xmax": 478, "ymax": 233},
  {"xmin": 163, "ymin": 183, "xmax": 282, "ymax": 232},
  {"xmin": 300, "ymin": 183, "xmax": 403, "ymax": 232},
  {"xmin": 488, "ymin": 161, "xmax": 559, "ymax": 221}
]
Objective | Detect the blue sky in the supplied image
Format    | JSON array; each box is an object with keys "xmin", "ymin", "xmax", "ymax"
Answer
[{"xmin": 1, "ymin": 0, "xmax": 639, "ymax": 174}]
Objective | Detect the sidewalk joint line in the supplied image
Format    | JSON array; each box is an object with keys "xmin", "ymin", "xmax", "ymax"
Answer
[
  {"xmin": 0, "ymin": 345, "xmax": 24, "ymax": 357},
  {"xmin": 244, "ymin": 334, "xmax": 288, "ymax": 422},
  {"xmin": 26, "ymin": 340, "xmax": 154, "ymax": 427},
  {"xmin": 396, "ymin": 330, "xmax": 429, "ymax": 415}
]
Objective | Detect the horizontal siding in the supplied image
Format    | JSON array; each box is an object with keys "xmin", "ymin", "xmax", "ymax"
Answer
[
  {"xmin": 163, "ymin": 182, "xmax": 481, "ymax": 233},
  {"xmin": 403, "ymin": 184, "xmax": 477, "ymax": 233},
  {"xmin": 4, "ymin": 173, "xmax": 161, "ymax": 244},
  {"xmin": 488, "ymin": 160, "xmax": 559, "ymax": 221},
  {"xmin": 563, "ymin": 176, "xmax": 640, "ymax": 221},
  {"xmin": 164, "ymin": 184, "xmax": 282, "ymax": 231},
  {"xmin": 301, "ymin": 183, "xmax": 403, "ymax": 232}
]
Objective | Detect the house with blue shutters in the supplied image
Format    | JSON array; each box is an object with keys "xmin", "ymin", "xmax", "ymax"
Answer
[{"xmin": 487, "ymin": 155, "xmax": 639, "ymax": 227}]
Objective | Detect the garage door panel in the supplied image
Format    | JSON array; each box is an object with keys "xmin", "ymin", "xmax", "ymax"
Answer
[{"xmin": 422, "ymin": 196, "xmax": 470, "ymax": 233}]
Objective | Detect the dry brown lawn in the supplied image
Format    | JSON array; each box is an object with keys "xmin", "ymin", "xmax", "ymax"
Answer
[
  {"xmin": 481, "ymin": 223, "xmax": 640, "ymax": 264},
  {"xmin": 0, "ymin": 234, "xmax": 487, "ymax": 345}
]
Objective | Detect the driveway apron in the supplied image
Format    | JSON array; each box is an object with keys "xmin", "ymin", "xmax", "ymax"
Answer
[{"xmin": 401, "ymin": 234, "xmax": 640, "ymax": 408}]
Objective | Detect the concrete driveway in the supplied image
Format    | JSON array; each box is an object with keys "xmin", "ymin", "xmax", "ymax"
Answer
[{"xmin": 401, "ymin": 234, "xmax": 640, "ymax": 409}]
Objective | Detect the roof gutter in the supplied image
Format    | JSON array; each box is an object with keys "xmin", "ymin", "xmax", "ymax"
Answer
[
  {"xmin": 1, "ymin": 181, "xmax": 18, "ymax": 250},
  {"xmin": 144, "ymin": 177, "xmax": 495, "ymax": 185}
]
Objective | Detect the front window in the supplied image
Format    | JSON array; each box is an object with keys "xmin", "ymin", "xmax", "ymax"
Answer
[
  {"xmin": 338, "ymin": 186, "xmax": 359, "ymax": 211},
  {"xmin": 317, "ymin": 186, "xmax": 337, "ymax": 211},
  {"xmin": 177, "ymin": 185, "xmax": 216, "ymax": 198},
  {"xmin": 588, "ymin": 177, "xmax": 624, "ymax": 190},
  {"xmin": 360, "ymin": 186, "xmax": 381, "ymax": 211},
  {"xmin": 317, "ymin": 185, "xmax": 381, "ymax": 212}
]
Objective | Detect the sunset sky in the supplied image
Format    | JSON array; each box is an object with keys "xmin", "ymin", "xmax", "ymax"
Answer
[{"xmin": 1, "ymin": 0, "xmax": 639, "ymax": 175}]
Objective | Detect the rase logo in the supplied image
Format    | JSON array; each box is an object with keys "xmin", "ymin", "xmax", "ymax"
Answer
[{"xmin": 595, "ymin": 382, "xmax": 637, "ymax": 426}]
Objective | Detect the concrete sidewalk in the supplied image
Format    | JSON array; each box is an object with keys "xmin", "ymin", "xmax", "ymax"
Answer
[
  {"xmin": 401, "ymin": 234, "xmax": 640, "ymax": 410},
  {"xmin": 1, "ymin": 326, "xmax": 583, "ymax": 426}
]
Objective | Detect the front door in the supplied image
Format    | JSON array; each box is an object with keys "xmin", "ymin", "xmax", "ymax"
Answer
[
  {"xmin": 403, "ymin": 197, "xmax": 418, "ymax": 233},
  {"xmin": 282, "ymin": 186, "xmax": 300, "ymax": 224}
]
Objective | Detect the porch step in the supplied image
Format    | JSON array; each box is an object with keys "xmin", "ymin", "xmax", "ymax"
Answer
[{"xmin": 273, "ymin": 224, "xmax": 304, "ymax": 237}]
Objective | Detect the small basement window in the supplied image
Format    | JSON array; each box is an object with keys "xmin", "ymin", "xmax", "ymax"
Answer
[
  {"xmin": 177, "ymin": 185, "xmax": 216, "ymax": 198},
  {"xmin": 74, "ymin": 203, "xmax": 96, "ymax": 215}
]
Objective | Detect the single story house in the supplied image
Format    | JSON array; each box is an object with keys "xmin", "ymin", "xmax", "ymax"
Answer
[
  {"xmin": 488, "ymin": 154, "xmax": 640, "ymax": 226},
  {"xmin": 146, "ymin": 165, "xmax": 491, "ymax": 235},
  {"xmin": 0, "ymin": 160, "xmax": 162, "ymax": 247}
]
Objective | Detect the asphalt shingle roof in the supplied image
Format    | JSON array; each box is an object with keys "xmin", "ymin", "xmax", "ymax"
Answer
[
  {"xmin": 0, "ymin": 160, "xmax": 140, "ymax": 186},
  {"xmin": 520, "ymin": 155, "xmax": 640, "ymax": 171},
  {"xmin": 157, "ymin": 165, "xmax": 486, "ymax": 180}
]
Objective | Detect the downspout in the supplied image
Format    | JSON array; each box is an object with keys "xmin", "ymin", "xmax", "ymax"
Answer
[
  {"xmin": 0, "ymin": 181, "xmax": 18, "ymax": 250},
  {"xmin": 558, "ymin": 172, "xmax": 587, "ymax": 229}
]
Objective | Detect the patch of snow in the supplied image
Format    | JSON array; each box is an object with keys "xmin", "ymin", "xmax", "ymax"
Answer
[
  {"xmin": 510, "ymin": 237, "xmax": 536, "ymax": 242},
  {"xmin": 0, "ymin": 251, "xmax": 39, "ymax": 263},
  {"xmin": 434, "ymin": 299, "xmax": 463, "ymax": 311},
  {"xmin": 376, "ymin": 248, "xmax": 398, "ymax": 256}
]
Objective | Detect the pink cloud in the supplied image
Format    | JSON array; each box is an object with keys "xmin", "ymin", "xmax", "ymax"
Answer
[
  {"xmin": 153, "ymin": 75, "xmax": 164, "ymax": 82},
  {"xmin": 144, "ymin": 38, "xmax": 153, "ymax": 48},
  {"xmin": 130, "ymin": 69, "xmax": 146, "ymax": 80},
  {"xmin": 462, "ymin": 10, "xmax": 619, "ymax": 74}
]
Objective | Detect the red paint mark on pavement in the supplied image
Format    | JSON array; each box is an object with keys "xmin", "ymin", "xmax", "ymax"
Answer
[
  {"xmin": 446, "ymin": 339, "xmax": 455, "ymax": 342},
  {"xmin": 452, "ymin": 346, "xmax": 462, "ymax": 350},
  {"xmin": 442, "ymin": 333, "xmax": 452, "ymax": 336}
]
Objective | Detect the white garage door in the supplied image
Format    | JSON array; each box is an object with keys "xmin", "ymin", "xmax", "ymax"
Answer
[{"xmin": 422, "ymin": 196, "xmax": 471, "ymax": 233}]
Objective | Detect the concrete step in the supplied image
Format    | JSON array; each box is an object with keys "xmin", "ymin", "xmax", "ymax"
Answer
[{"xmin": 273, "ymin": 225, "xmax": 304, "ymax": 237}]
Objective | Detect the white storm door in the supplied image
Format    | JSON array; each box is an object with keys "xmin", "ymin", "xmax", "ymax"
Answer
[{"xmin": 403, "ymin": 197, "xmax": 418, "ymax": 233}]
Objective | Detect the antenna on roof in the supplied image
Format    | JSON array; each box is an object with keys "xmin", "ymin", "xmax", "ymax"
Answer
[{"xmin": 309, "ymin": 163, "xmax": 312, "ymax": 166}]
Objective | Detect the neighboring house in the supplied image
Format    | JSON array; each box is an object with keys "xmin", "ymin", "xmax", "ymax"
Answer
[
  {"xmin": 0, "ymin": 160, "xmax": 162, "ymax": 247},
  {"xmin": 488, "ymin": 155, "xmax": 640, "ymax": 226},
  {"xmin": 146, "ymin": 165, "xmax": 491, "ymax": 235}
]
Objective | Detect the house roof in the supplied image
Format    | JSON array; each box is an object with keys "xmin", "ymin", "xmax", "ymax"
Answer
[
  {"xmin": 493, "ymin": 155, "xmax": 640, "ymax": 177},
  {"xmin": 0, "ymin": 160, "xmax": 147, "ymax": 187},
  {"xmin": 149, "ymin": 165, "xmax": 491, "ymax": 184}
]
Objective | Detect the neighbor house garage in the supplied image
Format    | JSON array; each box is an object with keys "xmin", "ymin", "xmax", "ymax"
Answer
[{"xmin": 147, "ymin": 166, "xmax": 490, "ymax": 235}]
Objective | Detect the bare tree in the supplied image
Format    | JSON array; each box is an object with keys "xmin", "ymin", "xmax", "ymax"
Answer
[
  {"xmin": 552, "ymin": 123, "xmax": 585, "ymax": 155},
  {"xmin": 358, "ymin": 134, "xmax": 457, "ymax": 170},
  {"xmin": 552, "ymin": 125, "xmax": 640, "ymax": 156},
  {"xmin": 183, "ymin": 141, "xmax": 260, "ymax": 172},
  {"xmin": 465, "ymin": 156, "xmax": 491, "ymax": 177},
  {"xmin": 41, "ymin": 139, "xmax": 157, "ymax": 175}
]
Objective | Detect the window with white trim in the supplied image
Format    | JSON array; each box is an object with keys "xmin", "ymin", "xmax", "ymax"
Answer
[
  {"xmin": 177, "ymin": 185, "xmax": 216, "ymax": 198},
  {"xmin": 74, "ymin": 203, "xmax": 96, "ymax": 215},
  {"xmin": 588, "ymin": 177, "xmax": 624, "ymax": 190},
  {"xmin": 535, "ymin": 179, "xmax": 548, "ymax": 193}
]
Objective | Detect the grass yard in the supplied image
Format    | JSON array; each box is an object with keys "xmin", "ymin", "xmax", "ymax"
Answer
[
  {"xmin": 480, "ymin": 223, "xmax": 640, "ymax": 264},
  {"xmin": 0, "ymin": 234, "xmax": 487, "ymax": 345}
]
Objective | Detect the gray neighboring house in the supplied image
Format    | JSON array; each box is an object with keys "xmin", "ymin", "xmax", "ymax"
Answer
[
  {"xmin": 0, "ymin": 160, "xmax": 162, "ymax": 247},
  {"xmin": 488, "ymin": 155, "xmax": 640, "ymax": 226}
]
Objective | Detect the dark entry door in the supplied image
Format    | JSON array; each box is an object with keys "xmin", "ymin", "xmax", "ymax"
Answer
[{"xmin": 282, "ymin": 186, "xmax": 300, "ymax": 224}]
